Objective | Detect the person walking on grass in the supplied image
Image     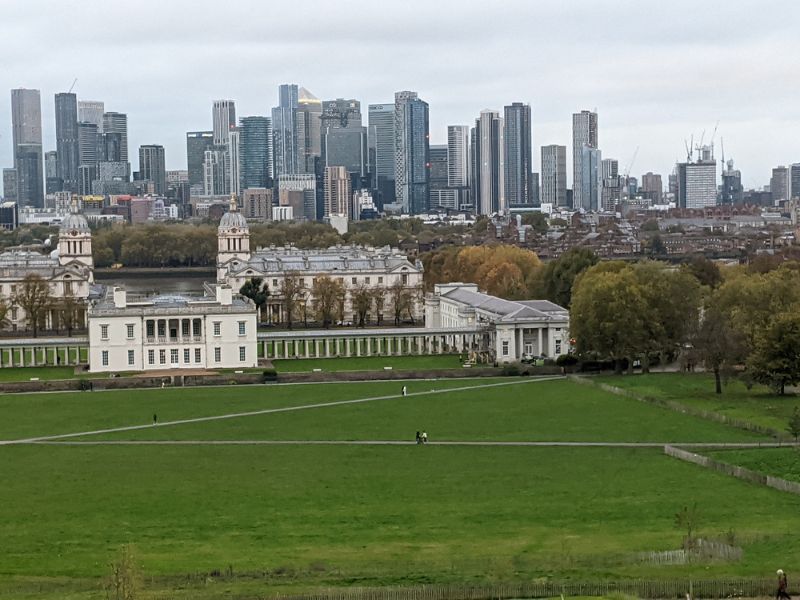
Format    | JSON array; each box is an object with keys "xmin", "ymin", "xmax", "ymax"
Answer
[
  {"xmin": 401, "ymin": 385, "xmax": 407, "ymax": 397},
  {"xmin": 421, "ymin": 431, "xmax": 427, "ymax": 444},
  {"xmin": 777, "ymin": 569, "xmax": 791, "ymax": 600},
  {"xmin": 415, "ymin": 431, "xmax": 421, "ymax": 444},
  {"xmin": 153, "ymin": 413, "xmax": 158, "ymax": 426}
]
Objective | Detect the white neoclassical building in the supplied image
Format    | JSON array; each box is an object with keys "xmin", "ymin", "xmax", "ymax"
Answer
[
  {"xmin": 216, "ymin": 196, "xmax": 425, "ymax": 324},
  {"xmin": 0, "ymin": 202, "xmax": 95, "ymax": 332},
  {"xmin": 87, "ymin": 284, "xmax": 257, "ymax": 373},
  {"xmin": 425, "ymin": 283, "xmax": 569, "ymax": 363}
]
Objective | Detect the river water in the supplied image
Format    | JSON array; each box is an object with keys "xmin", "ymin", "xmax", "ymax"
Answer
[{"xmin": 94, "ymin": 273, "xmax": 212, "ymax": 294}]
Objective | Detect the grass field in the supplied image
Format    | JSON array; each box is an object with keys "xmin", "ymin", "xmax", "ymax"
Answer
[
  {"xmin": 272, "ymin": 355, "xmax": 466, "ymax": 372},
  {"xmin": 600, "ymin": 373, "xmax": 799, "ymax": 432},
  {"xmin": 708, "ymin": 447, "xmax": 800, "ymax": 483},
  {"xmin": 1, "ymin": 376, "xmax": 799, "ymax": 599}
]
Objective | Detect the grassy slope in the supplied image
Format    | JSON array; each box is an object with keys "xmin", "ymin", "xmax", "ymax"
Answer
[
  {"xmin": 708, "ymin": 447, "xmax": 800, "ymax": 483},
  {"xmin": 600, "ymin": 373, "xmax": 799, "ymax": 432},
  {"xmin": 87, "ymin": 379, "xmax": 763, "ymax": 444},
  {"xmin": 2, "ymin": 445, "xmax": 800, "ymax": 592},
  {"xmin": 0, "ymin": 379, "xmax": 497, "ymax": 440}
]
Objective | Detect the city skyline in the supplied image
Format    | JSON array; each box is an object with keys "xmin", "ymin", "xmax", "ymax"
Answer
[{"xmin": 1, "ymin": 0, "xmax": 799, "ymax": 190}]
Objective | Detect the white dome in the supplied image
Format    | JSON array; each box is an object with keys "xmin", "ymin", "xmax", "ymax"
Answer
[
  {"xmin": 60, "ymin": 212, "xmax": 90, "ymax": 233},
  {"xmin": 219, "ymin": 210, "xmax": 248, "ymax": 230}
]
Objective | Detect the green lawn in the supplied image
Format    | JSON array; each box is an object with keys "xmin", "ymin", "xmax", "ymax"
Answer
[
  {"xmin": 2, "ymin": 445, "xmax": 800, "ymax": 599},
  {"xmin": 87, "ymin": 379, "xmax": 762, "ymax": 444},
  {"xmin": 1, "ymin": 377, "xmax": 797, "ymax": 599},
  {"xmin": 599, "ymin": 373, "xmax": 799, "ymax": 432},
  {"xmin": 272, "ymin": 354, "xmax": 466, "ymax": 372},
  {"xmin": 708, "ymin": 447, "xmax": 800, "ymax": 483},
  {"xmin": 0, "ymin": 366, "xmax": 79, "ymax": 381}
]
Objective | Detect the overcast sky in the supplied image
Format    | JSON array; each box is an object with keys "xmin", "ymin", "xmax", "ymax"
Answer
[{"xmin": 1, "ymin": 0, "xmax": 798, "ymax": 189}]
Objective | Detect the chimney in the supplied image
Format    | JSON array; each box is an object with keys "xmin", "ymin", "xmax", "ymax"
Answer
[
  {"xmin": 113, "ymin": 287, "xmax": 127, "ymax": 308},
  {"xmin": 216, "ymin": 284, "xmax": 233, "ymax": 306}
]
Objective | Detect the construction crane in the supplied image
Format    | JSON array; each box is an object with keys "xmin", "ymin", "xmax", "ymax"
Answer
[
  {"xmin": 67, "ymin": 78, "xmax": 77, "ymax": 94},
  {"xmin": 623, "ymin": 146, "xmax": 640, "ymax": 179},
  {"xmin": 709, "ymin": 121, "xmax": 720, "ymax": 157}
]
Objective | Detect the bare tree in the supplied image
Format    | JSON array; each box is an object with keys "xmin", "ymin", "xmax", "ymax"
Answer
[
  {"xmin": 390, "ymin": 281, "xmax": 414, "ymax": 326},
  {"xmin": 312, "ymin": 276, "xmax": 346, "ymax": 328},
  {"xmin": 280, "ymin": 271, "xmax": 304, "ymax": 329},
  {"xmin": 371, "ymin": 286, "xmax": 387, "ymax": 325},
  {"xmin": 0, "ymin": 296, "xmax": 10, "ymax": 331},
  {"xmin": 105, "ymin": 544, "xmax": 140, "ymax": 600},
  {"xmin": 17, "ymin": 274, "xmax": 52, "ymax": 338},
  {"xmin": 55, "ymin": 292, "xmax": 82, "ymax": 337},
  {"xmin": 352, "ymin": 283, "xmax": 373, "ymax": 327}
]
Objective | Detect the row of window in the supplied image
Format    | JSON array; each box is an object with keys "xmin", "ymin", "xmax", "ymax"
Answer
[
  {"xmin": 500, "ymin": 339, "xmax": 563, "ymax": 356},
  {"xmin": 100, "ymin": 321, "xmax": 247, "ymax": 341},
  {"xmin": 100, "ymin": 346, "xmax": 248, "ymax": 367}
]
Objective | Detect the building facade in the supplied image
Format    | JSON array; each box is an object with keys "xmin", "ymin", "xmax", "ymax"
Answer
[
  {"xmin": 677, "ymin": 148, "xmax": 717, "ymax": 209},
  {"xmin": 324, "ymin": 166, "xmax": 352, "ymax": 218},
  {"xmin": 368, "ymin": 103, "xmax": 396, "ymax": 205},
  {"xmin": 55, "ymin": 92, "xmax": 80, "ymax": 193},
  {"xmin": 87, "ymin": 284, "xmax": 257, "ymax": 373},
  {"xmin": 212, "ymin": 100, "xmax": 236, "ymax": 147},
  {"xmin": 472, "ymin": 109, "xmax": 505, "ymax": 215},
  {"xmin": 239, "ymin": 117, "xmax": 272, "ymax": 190},
  {"xmin": 640, "ymin": 172, "xmax": 663, "ymax": 203},
  {"xmin": 503, "ymin": 102, "xmax": 533, "ymax": 206},
  {"xmin": 425, "ymin": 283, "xmax": 569, "ymax": 363},
  {"xmin": 394, "ymin": 91, "xmax": 430, "ymax": 214},
  {"xmin": 11, "ymin": 88, "xmax": 44, "ymax": 208},
  {"xmin": 138, "ymin": 145, "xmax": 166, "ymax": 195},
  {"xmin": 186, "ymin": 131, "xmax": 214, "ymax": 192},
  {"xmin": 572, "ymin": 110, "xmax": 598, "ymax": 210},
  {"xmin": 102, "ymin": 112, "xmax": 128, "ymax": 162},
  {"xmin": 272, "ymin": 84, "xmax": 299, "ymax": 177},
  {"xmin": 541, "ymin": 145, "xmax": 567, "ymax": 207}
]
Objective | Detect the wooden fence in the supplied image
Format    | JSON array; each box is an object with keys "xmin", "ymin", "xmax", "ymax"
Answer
[
  {"xmin": 215, "ymin": 578, "xmax": 781, "ymax": 600},
  {"xmin": 664, "ymin": 445, "xmax": 800, "ymax": 496}
]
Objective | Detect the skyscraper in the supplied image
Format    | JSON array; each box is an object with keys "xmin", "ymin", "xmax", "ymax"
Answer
[
  {"xmin": 771, "ymin": 166, "xmax": 789, "ymax": 203},
  {"xmin": 393, "ymin": 91, "xmax": 430, "ymax": 214},
  {"xmin": 138, "ymin": 145, "xmax": 166, "ymax": 195},
  {"xmin": 641, "ymin": 172, "xmax": 663, "ymax": 203},
  {"xmin": 572, "ymin": 110, "xmax": 598, "ymax": 209},
  {"xmin": 228, "ymin": 129, "xmax": 241, "ymax": 197},
  {"xmin": 11, "ymin": 88, "xmax": 44, "ymax": 207},
  {"xmin": 322, "ymin": 99, "xmax": 367, "ymax": 180},
  {"xmin": 503, "ymin": 102, "xmax": 533, "ymax": 205},
  {"xmin": 239, "ymin": 117, "xmax": 272, "ymax": 190},
  {"xmin": 472, "ymin": 109, "xmax": 505, "ymax": 216},
  {"xmin": 541, "ymin": 145, "xmax": 567, "ymax": 207},
  {"xmin": 78, "ymin": 101, "xmax": 104, "ymax": 130},
  {"xmin": 447, "ymin": 125, "xmax": 470, "ymax": 188},
  {"xmin": 272, "ymin": 84, "xmax": 299, "ymax": 177},
  {"xmin": 791, "ymin": 164, "xmax": 800, "ymax": 200},
  {"xmin": 186, "ymin": 131, "xmax": 214, "ymax": 192},
  {"xmin": 102, "ymin": 112, "xmax": 128, "ymax": 162},
  {"xmin": 720, "ymin": 159, "xmax": 743, "ymax": 205},
  {"xmin": 324, "ymin": 166, "xmax": 352, "ymax": 218},
  {"xmin": 55, "ymin": 92, "xmax": 80, "ymax": 193},
  {"xmin": 78, "ymin": 122, "xmax": 100, "ymax": 167},
  {"xmin": 600, "ymin": 158, "xmax": 621, "ymax": 211},
  {"xmin": 580, "ymin": 146, "xmax": 602, "ymax": 211},
  {"xmin": 212, "ymin": 100, "xmax": 236, "ymax": 146},
  {"xmin": 45, "ymin": 150, "xmax": 62, "ymax": 195},
  {"xmin": 296, "ymin": 88, "xmax": 322, "ymax": 174},
  {"xmin": 676, "ymin": 146, "xmax": 717, "ymax": 209},
  {"xmin": 368, "ymin": 103, "xmax": 395, "ymax": 205},
  {"xmin": 3, "ymin": 169, "xmax": 18, "ymax": 202},
  {"xmin": 203, "ymin": 149, "xmax": 228, "ymax": 196}
]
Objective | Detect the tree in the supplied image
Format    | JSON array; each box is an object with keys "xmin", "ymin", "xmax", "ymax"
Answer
[
  {"xmin": 674, "ymin": 503, "xmax": 701, "ymax": 551},
  {"xmin": 536, "ymin": 247, "xmax": 598, "ymax": 307},
  {"xmin": 371, "ymin": 286, "xmax": 387, "ymax": 325},
  {"xmin": 105, "ymin": 544, "xmax": 140, "ymax": 600},
  {"xmin": 17, "ymin": 274, "xmax": 52, "ymax": 337},
  {"xmin": 239, "ymin": 277, "xmax": 269, "ymax": 322},
  {"xmin": 311, "ymin": 276, "xmax": 345, "ymax": 328},
  {"xmin": 747, "ymin": 312, "xmax": 800, "ymax": 395},
  {"xmin": 55, "ymin": 292, "xmax": 82, "ymax": 337},
  {"xmin": 521, "ymin": 211, "xmax": 548, "ymax": 233},
  {"xmin": 352, "ymin": 283, "xmax": 373, "ymax": 327},
  {"xmin": 686, "ymin": 255, "xmax": 722, "ymax": 289},
  {"xmin": 645, "ymin": 233, "xmax": 666, "ymax": 256},
  {"xmin": 0, "ymin": 296, "xmax": 9, "ymax": 331},
  {"xmin": 570, "ymin": 263, "xmax": 650, "ymax": 373},
  {"xmin": 691, "ymin": 301, "xmax": 745, "ymax": 394},
  {"xmin": 641, "ymin": 219, "xmax": 660, "ymax": 232},
  {"xmin": 390, "ymin": 281, "xmax": 415, "ymax": 326},
  {"xmin": 280, "ymin": 272, "xmax": 304, "ymax": 329},
  {"xmin": 787, "ymin": 407, "xmax": 800, "ymax": 442}
]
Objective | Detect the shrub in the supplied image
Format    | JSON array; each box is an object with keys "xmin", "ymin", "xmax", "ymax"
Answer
[
  {"xmin": 556, "ymin": 354, "xmax": 578, "ymax": 367},
  {"xmin": 501, "ymin": 363, "xmax": 520, "ymax": 377},
  {"xmin": 262, "ymin": 368, "xmax": 278, "ymax": 382}
]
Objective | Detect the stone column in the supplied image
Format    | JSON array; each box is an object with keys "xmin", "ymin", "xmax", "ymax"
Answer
[
  {"xmin": 366, "ymin": 337, "xmax": 372, "ymax": 356},
  {"xmin": 325, "ymin": 338, "xmax": 331, "ymax": 357},
  {"xmin": 538, "ymin": 328, "xmax": 543, "ymax": 356},
  {"xmin": 345, "ymin": 338, "xmax": 351, "ymax": 357}
]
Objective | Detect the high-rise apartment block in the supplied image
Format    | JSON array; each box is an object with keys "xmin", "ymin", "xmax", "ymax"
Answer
[
  {"xmin": 322, "ymin": 99, "xmax": 367, "ymax": 180},
  {"xmin": 186, "ymin": 131, "xmax": 214, "ymax": 192},
  {"xmin": 641, "ymin": 172, "xmax": 663, "ymax": 203},
  {"xmin": 676, "ymin": 146, "xmax": 717, "ymax": 209},
  {"xmin": 239, "ymin": 117, "xmax": 272, "ymax": 191},
  {"xmin": 572, "ymin": 110, "xmax": 598, "ymax": 210},
  {"xmin": 324, "ymin": 165, "xmax": 352, "ymax": 218},
  {"xmin": 272, "ymin": 84, "xmax": 299, "ymax": 177},
  {"xmin": 212, "ymin": 100, "xmax": 236, "ymax": 146},
  {"xmin": 541, "ymin": 145, "xmax": 567, "ymax": 207},
  {"xmin": 472, "ymin": 109, "xmax": 504, "ymax": 216},
  {"xmin": 393, "ymin": 91, "xmax": 430, "ymax": 215},
  {"xmin": 771, "ymin": 166, "xmax": 789, "ymax": 203},
  {"xmin": 102, "ymin": 112, "xmax": 128, "ymax": 162},
  {"xmin": 78, "ymin": 101, "xmax": 104, "ymax": 130},
  {"xmin": 503, "ymin": 102, "xmax": 533, "ymax": 205}
]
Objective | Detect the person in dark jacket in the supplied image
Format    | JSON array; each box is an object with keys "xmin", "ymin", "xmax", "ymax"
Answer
[{"xmin": 777, "ymin": 569, "xmax": 791, "ymax": 600}]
